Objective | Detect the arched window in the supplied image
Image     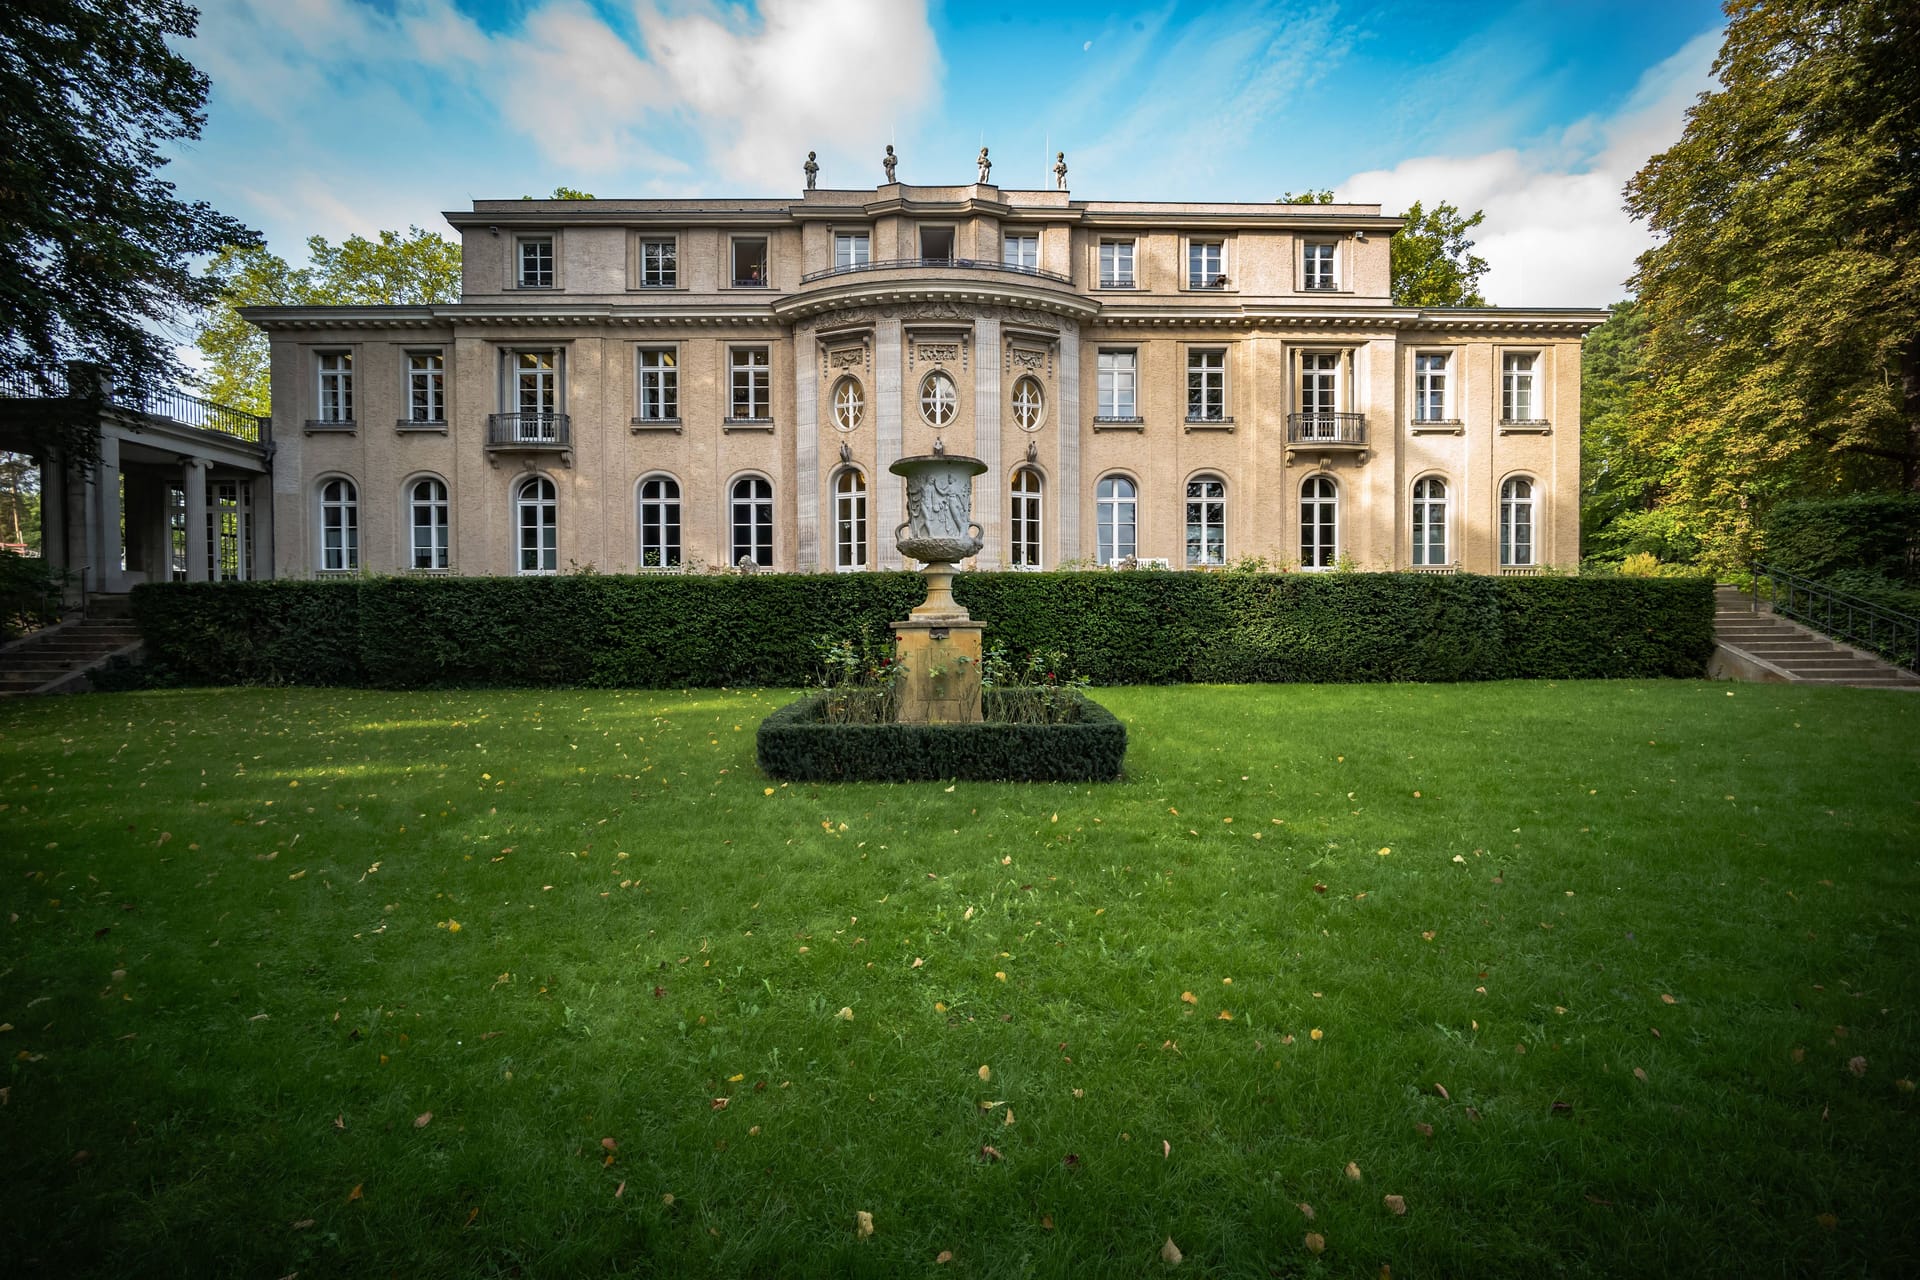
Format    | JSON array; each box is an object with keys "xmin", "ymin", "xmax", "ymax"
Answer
[
  {"xmin": 1185, "ymin": 476, "xmax": 1226, "ymax": 567},
  {"xmin": 730, "ymin": 476, "xmax": 773, "ymax": 567},
  {"xmin": 831, "ymin": 377, "xmax": 865, "ymax": 432},
  {"xmin": 920, "ymin": 371, "xmax": 957, "ymax": 427},
  {"xmin": 1011, "ymin": 376, "xmax": 1045, "ymax": 431},
  {"xmin": 1412, "ymin": 477, "xmax": 1449, "ymax": 567},
  {"xmin": 1300, "ymin": 476, "xmax": 1338, "ymax": 569},
  {"xmin": 1096, "ymin": 475, "xmax": 1137, "ymax": 565},
  {"xmin": 1010, "ymin": 468, "xmax": 1043, "ymax": 569},
  {"xmin": 1500, "ymin": 477, "xmax": 1535, "ymax": 566},
  {"xmin": 834, "ymin": 470, "xmax": 868, "ymax": 571},
  {"xmin": 515, "ymin": 476, "xmax": 557, "ymax": 575},
  {"xmin": 408, "ymin": 476, "xmax": 448, "ymax": 571},
  {"xmin": 638, "ymin": 475, "xmax": 681, "ymax": 568},
  {"xmin": 318, "ymin": 477, "xmax": 358, "ymax": 573}
]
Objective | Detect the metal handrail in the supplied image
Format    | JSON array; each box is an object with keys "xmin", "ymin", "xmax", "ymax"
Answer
[
  {"xmin": 800, "ymin": 257, "xmax": 1073, "ymax": 285},
  {"xmin": 1750, "ymin": 562, "xmax": 1919, "ymax": 672},
  {"xmin": 487, "ymin": 411, "xmax": 571, "ymax": 447},
  {"xmin": 1287, "ymin": 412, "xmax": 1367, "ymax": 445},
  {"xmin": 0, "ymin": 367, "xmax": 265, "ymax": 443}
]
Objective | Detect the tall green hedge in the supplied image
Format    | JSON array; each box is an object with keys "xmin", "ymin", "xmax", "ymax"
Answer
[
  {"xmin": 1763, "ymin": 494, "xmax": 1920, "ymax": 583},
  {"xmin": 130, "ymin": 571, "xmax": 1715, "ymax": 689}
]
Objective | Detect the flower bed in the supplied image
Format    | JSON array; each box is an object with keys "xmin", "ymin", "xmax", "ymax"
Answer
[{"xmin": 755, "ymin": 689, "xmax": 1126, "ymax": 782}]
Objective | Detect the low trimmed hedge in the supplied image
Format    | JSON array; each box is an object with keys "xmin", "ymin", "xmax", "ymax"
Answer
[
  {"xmin": 130, "ymin": 571, "xmax": 1715, "ymax": 688},
  {"xmin": 756, "ymin": 690, "xmax": 1127, "ymax": 782}
]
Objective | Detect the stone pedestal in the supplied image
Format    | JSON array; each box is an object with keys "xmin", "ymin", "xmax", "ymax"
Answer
[{"xmin": 891, "ymin": 617, "xmax": 984, "ymax": 724}]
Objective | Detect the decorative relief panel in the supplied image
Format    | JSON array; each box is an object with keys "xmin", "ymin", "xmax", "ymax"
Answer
[
  {"xmin": 907, "ymin": 335, "xmax": 969, "ymax": 373},
  {"xmin": 1005, "ymin": 342, "xmax": 1054, "ymax": 377},
  {"xmin": 817, "ymin": 339, "xmax": 870, "ymax": 381}
]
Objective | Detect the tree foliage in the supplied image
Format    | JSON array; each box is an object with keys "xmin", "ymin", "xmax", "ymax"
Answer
[
  {"xmin": 0, "ymin": 0, "xmax": 256, "ymax": 462},
  {"xmin": 1578, "ymin": 301, "xmax": 1696, "ymax": 561},
  {"xmin": 525, "ymin": 187, "xmax": 595, "ymax": 200},
  {"xmin": 1276, "ymin": 189, "xmax": 1334, "ymax": 204},
  {"xmin": 1391, "ymin": 200, "xmax": 1489, "ymax": 307},
  {"xmin": 1625, "ymin": 0, "xmax": 1920, "ymax": 567},
  {"xmin": 195, "ymin": 228, "xmax": 461, "ymax": 415}
]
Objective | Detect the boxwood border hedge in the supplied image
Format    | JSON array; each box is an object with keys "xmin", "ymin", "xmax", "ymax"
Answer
[
  {"xmin": 128, "ymin": 571, "xmax": 1715, "ymax": 689},
  {"xmin": 756, "ymin": 690, "xmax": 1127, "ymax": 782}
]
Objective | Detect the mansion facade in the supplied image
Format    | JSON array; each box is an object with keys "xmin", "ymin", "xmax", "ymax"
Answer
[{"xmin": 247, "ymin": 176, "xmax": 1604, "ymax": 579}]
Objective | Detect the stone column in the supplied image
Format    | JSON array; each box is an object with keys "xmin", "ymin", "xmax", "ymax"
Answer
[
  {"xmin": 794, "ymin": 326, "xmax": 820, "ymax": 571},
  {"xmin": 183, "ymin": 459, "xmax": 209, "ymax": 582},
  {"xmin": 874, "ymin": 318, "xmax": 904, "ymax": 569},
  {"xmin": 972, "ymin": 316, "xmax": 1002, "ymax": 565},
  {"xmin": 90, "ymin": 433, "xmax": 123, "ymax": 594},
  {"xmin": 1057, "ymin": 321, "xmax": 1082, "ymax": 562}
]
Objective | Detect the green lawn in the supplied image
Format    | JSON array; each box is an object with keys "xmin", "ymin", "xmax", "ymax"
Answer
[{"xmin": 2, "ymin": 681, "xmax": 1916, "ymax": 1278}]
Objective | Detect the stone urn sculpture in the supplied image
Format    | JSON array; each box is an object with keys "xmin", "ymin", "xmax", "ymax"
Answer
[{"xmin": 889, "ymin": 445, "xmax": 989, "ymax": 722}]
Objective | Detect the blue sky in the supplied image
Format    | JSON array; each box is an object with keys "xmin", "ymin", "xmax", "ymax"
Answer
[{"xmin": 170, "ymin": 0, "xmax": 1727, "ymax": 306}]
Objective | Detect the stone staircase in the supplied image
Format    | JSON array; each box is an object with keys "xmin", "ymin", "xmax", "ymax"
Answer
[
  {"xmin": 1713, "ymin": 585, "xmax": 1920, "ymax": 690},
  {"xmin": 0, "ymin": 603, "xmax": 143, "ymax": 696}
]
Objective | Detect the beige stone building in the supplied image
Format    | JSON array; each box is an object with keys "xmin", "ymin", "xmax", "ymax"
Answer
[{"xmin": 246, "ymin": 173, "xmax": 1604, "ymax": 580}]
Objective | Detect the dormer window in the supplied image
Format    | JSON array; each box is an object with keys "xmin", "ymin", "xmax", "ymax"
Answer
[
  {"xmin": 518, "ymin": 236, "xmax": 554, "ymax": 289},
  {"xmin": 732, "ymin": 237, "xmax": 768, "ymax": 287}
]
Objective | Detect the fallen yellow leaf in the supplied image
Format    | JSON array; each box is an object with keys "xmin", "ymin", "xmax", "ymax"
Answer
[
  {"xmin": 1384, "ymin": 1194, "xmax": 1407, "ymax": 1216},
  {"xmin": 1345, "ymin": 1161, "xmax": 1362, "ymax": 1180},
  {"xmin": 1310, "ymin": 1028, "xmax": 1324, "ymax": 1041},
  {"xmin": 1160, "ymin": 1236, "xmax": 1183, "ymax": 1265},
  {"xmin": 414, "ymin": 1111, "xmax": 432, "ymax": 1128},
  {"xmin": 855, "ymin": 1210, "xmax": 874, "ymax": 1239},
  {"xmin": 978, "ymin": 1064, "xmax": 991, "ymax": 1081},
  {"xmin": 1305, "ymin": 1232, "xmax": 1326, "ymax": 1254},
  {"xmin": 1180, "ymin": 991, "xmax": 1198, "ymax": 1005}
]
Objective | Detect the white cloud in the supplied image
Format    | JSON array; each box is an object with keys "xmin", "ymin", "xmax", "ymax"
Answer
[{"xmin": 1338, "ymin": 27, "xmax": 1722, "ymax": 307}]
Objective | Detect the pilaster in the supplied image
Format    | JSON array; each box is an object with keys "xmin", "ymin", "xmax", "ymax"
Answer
[
  {"xmin": 1057, "ymin": 322, "xmax": 1082, "ymax": 562},
  {"xmin": 183, "ymin": 460, "xmax": 209, "ymax": 582},
  {"xmin": 972, "ymin": 316, "xmax": 1002, "ymax": 564},
  {"xmin": 875, "ymin": 318, "xmax": 904, "ymax": 569},
  {"xmin": 795, "ymin": 323, "xmax": 820, "ymax": 571}
]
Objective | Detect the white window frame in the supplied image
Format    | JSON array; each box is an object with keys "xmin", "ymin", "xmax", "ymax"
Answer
[
  {"xmin": 1186, "ymin": 476, "xmax": 1226, "ymax": 567},
  {"xmin": 318, "ymin": 476, "xmax": 358, "ymax": 573},
  {"xmin": 504, "ymin": 348, "xmax": 563, "ymax": 441},
  {"xmin": 515, "ymin": 475, "xmax": 557, "ymax": 575},
  {"xmin": 1011, "ymin": 375, "xmax": 1045, "ymax": 431},
  {"xmin": 729, "ymin": 474, "xmax": 774, "ymax": 567},
  {"xmin": 1096, "ymin": 474, "xmax": 1138, "ymax": 565},
  {"xmin": 1097, "ymin": 349, "xmax": 1137, "ymax": 419},
  {"xmin": 730, "ymin": 236, "xmax": 770, "ymax": 288},
  {"xmin": 831, "ymin": 376, "xmax": 865, "ymax": 432},
  {"xmin": 1412, "ymin": 476, "xmax": 1449, "ymax": 566},
  {"xmin": 833, "ymin": 468, "xmax": 868, "ymax": 572},
  {"xmin": 638, "ymin": 474, "xmax": 681, "ymax": 569},
  {"xmin": 317, "ymin": 351, "xmax": 353, "ymax": 423},
  {"xmin": 1502, "ymin": 352, "xmax": 1541, "ymax": 422},
  {"xmin": 1002, "ymin": 233, "xmax": 1039, "ymax": 271},
  {"xmin": 1300, "ymin": 475, "xmax": 1338, "ymax": 570},
  {"xmin": 636, "ymin": 347, "xmax": 678, "ymax": 421},
  {"xmin": 1501, "ymin": 476, "xmax": 1536, "ymax": 567},
  {"xmin": 833, "ymin": 230, "xmax": 871, "ymax": 271},
  {"xmin": 1010, "ymin": 468, "xmax": 1043, "ymax": 569},
  {"xmin": 407, "ymin": 475, "xmax": 449, "ymax": 571},
  {"xmin": 1099, "ymin": 239, "xmax": 1135, "ymax": 288},
  {"xmin": 1186, "ymin": 348, "xmax": 1226, "ymax": 422},
  {"xmin": 919, "ymin": 371, "xmax": 958, "ymax": 427},
  {"xmin": 1187, "ymin": 239, "xmax": 1226, "ymax": 289},
  {"xmin": 638, "ymin": 237, "xmax": 678, "ymax": 288},
  {"xmin": 517, "ymin": 235, "xmax": 555, "ymax": 289},
  {"xmin": 405, "ymin": 350, "xmax": 444, "ymax": 424},
  {"xmin": 730, "ymin": 346, "xmax": 771, "ymax": 420},
  {"xmin": 1302, "ymin": 240, "xmax": 1337, "ymax": 291},
  {"xmin": 1413, "ymin": 351, "xmax": 1450, "ymax": 422}
]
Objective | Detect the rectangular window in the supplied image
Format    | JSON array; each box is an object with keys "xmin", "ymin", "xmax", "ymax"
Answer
[
  {"xmin": 1188, "ymin": 240, "xmax": 1224, "ymax": 288},
  {"xmin": 639, "ymin": 238, "xmax": 677, "ymax": 287},
  {"xmin": 317, "ymin": 351, "xmax": 353, "ymax": 423},
  {"xmin": 732, "ymin": 237, "xmax": 768, "ymax": 287},
  {"xmin": 731, "ymin": 347, "xmax": 771, "ymax": 419},
  {"xmin": 1097, "ymin": 350, "xmax": 1137, "ymax": 419},
  {"xmin": 1002, "ymin": 233, "xmax": 1038, "ymax": 271},
  {"xmin": 1302, "ymin": 242, "xmax": 1336, "ymax": 290},
  {"xmin": 406, "ymin": 351, "xmax": 444, "ymax": 423},
  {"xmin": 637, "ymin": 348, "xmax": 678, "ymax": 420},
  {"xmin": 920, "ymin": 226, "xmax": 955, "ymax": 262},
  {"xmin": 1099, "ymin": 240, "xmax": 1135, "ymax": 288},
  {"xmin": 1502, "ymin": 353, "xmax": 1539, "ymax": 421},
  {"xmin": 834, "ymin": 231, "xmax": 870, "ymax": 270},
  {"xmin": 1300, "ymin": 352, "xmax": 1340, "ymax": 417},
  {"xmin": 518, "ymin": 236, "xmax": 554, "ymax": 288},
  {"xmin": 1414, "ymin": 353, "xmax": 1448, "ymax": 421},
  {"xmin": 506, "ymin": 350, "xmax": 562, "ymax": 441},
  {"xmin": 1186, "ymin": 349, "xmax": 1226, "ymax": 421}
]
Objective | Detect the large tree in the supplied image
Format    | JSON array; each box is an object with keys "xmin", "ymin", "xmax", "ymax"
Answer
[
  {"xmin": 1390, "ymin": 200, "xmax": 1489, "ymax": 307},
  {"xmin": 0, "ymin": 0, "xmax": 256, "ymax": 462},
  {"xmin": 195, "ymin": 228, "xmax": 462, "ymax": 414},
  {"xmin": 1625, "ymin": 0, "xmax": 1920, "ymax": 565}
]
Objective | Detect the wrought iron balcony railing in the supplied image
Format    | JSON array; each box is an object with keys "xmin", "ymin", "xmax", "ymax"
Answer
[
  {"xmin": 486, "ymin": 412, "xmax": 571, "ymax": 448},
  {"xmin": 1287, "ymin": 412, "xmax": 1367, "ymax": 445},
  {"xmin": 800, "ymin": 257, "xmax": 1073, "ymax": 285},
  {"xmin": 1, "ymin": 368, "xmax": 265, "ymax": 442}
]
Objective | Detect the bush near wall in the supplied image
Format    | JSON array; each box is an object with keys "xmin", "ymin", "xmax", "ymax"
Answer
[
  {"xmin": 129, "ymin": 572, "xmax": 1715, "ymax": 689},
  {"xmin": 1763, "ymin": 494, "xmax": 1920, "ymax": 583}
]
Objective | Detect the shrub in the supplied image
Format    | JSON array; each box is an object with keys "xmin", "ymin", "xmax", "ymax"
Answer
[
  {"xmin": 129, "ymin": 571, "xmax": 1716, "ymax": 688},
  {"xmin": 0, "ymin": 549, "xmax": 64, "ymax": 640},
  {"xmin": 1762, "ymin": 494, "xmax": 1920, "ymax": 583},
  {"xmin": 755, "ymin": 690, "xmax": 1127, "ymax": 782}
]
